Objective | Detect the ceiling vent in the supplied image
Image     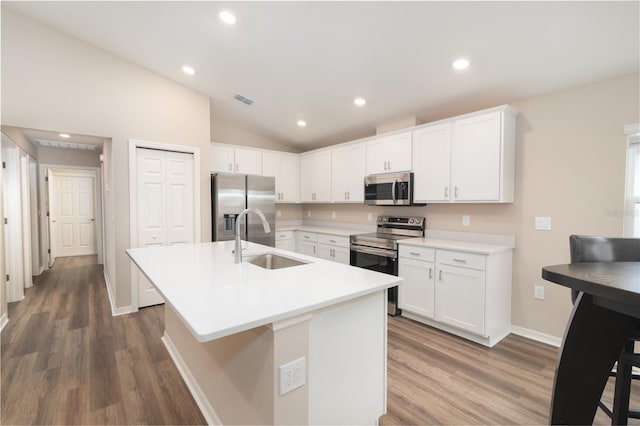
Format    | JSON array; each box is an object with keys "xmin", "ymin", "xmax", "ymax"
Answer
[
  {"xmin": 234, "ymin": 94, "xmax": 255, "ymax": 106},
  {"xmin": 35, "ymin": 139, "xmax": 99, "ymax": 150}
]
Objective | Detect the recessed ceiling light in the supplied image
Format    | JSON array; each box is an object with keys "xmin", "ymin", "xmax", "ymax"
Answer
[
  {"xmin": 297, "ymin": 120, "xmax": 307, "ymax": 127},
  {"xmin": 354, "ymin": 97, "xmax": 366, "ymax": 107},
  {"xmin": 182, "ymin": 65, "xmax": 195, "ymax": 75},
  {"xmin": 59, "ymin": 133, "xmax": 70, "ymax": 138},
  {"xmin": 452, "ymin": 58, "xmax": 470, "ymax": 70},
  {"xmin": 219, "ymin": 10, "xmax": 237, "ymax": 25}
]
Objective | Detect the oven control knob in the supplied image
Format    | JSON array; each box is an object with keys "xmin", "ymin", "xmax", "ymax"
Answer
[{"xmin": 409, "ymin": 218, "xmax": 414, "ymax": 224}]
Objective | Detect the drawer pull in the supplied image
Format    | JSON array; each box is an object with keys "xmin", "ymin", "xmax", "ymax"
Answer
[
  {"xmin": 410, "ymin": 252, "xmax": 421, "ymax": 256},
  {"xmin": 329, "ymin": 239, "xmax": 336, "ymax": 243},
  {"xmin": 439, "ymin": 270, "xmax": 443, "ymax": 281},
  {"xmin": 453, "ymin": 258, "xmax": 467, "ymax": 263},
  {"xmin": 304, "ymin": 236, "xmax": 310, "ymax": 239},
  {"xmin": 279, "ymin": 234, "xmax": 286, "ymax": 238}
]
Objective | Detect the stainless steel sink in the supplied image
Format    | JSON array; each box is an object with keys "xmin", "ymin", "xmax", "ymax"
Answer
[{"xmin": 246, "ymin": 253, "xmax": 308, "ymax": 270}]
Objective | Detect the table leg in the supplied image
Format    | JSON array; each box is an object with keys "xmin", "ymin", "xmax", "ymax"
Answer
[{"xmin": 550, "ymin": 292, "xmax": 640, "ymax": 425}]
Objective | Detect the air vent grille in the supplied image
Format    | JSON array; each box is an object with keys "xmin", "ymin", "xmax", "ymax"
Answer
[
  {"xmin": 35, "ymin": 139, "xmax": 99, "ymax": 150},
  {"xmin": 234, "ymin": 94, "xmax": 255, "ymax": 105}
]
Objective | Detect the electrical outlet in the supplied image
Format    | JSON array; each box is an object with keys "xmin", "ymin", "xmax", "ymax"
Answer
[
  {"xmin": 307, "ymin": 210, "xmax": 311, "ymax": 218},
  {"xmin": 367, "ymin": 212, "xmax": 373, "ymax": 221},
  {"xmin": 535, "ymin": 216, "xmax": 552, "ymax": 231},
  {"xmin": 279, "ymin": 357, "xmax": 305, "ymax": 395},
  {"xmin": 462, "ymin": 215, "xmax": 470, "ymax": 226},
  {"xmin": 276, "ymin": 210, "xmax": 282, "ymax": 218},
  {"xmin": 331, "ymin": 211, "xmax": 336, "ymax": 219},
  {"xmin": 534, "ymin": 285, "xmax": 545, "ymax": 300}
]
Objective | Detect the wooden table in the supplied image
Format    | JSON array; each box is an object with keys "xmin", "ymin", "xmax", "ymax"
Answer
[{"xmin": 542, "ymin": 262, "xmax": 640, "ymax": 425}]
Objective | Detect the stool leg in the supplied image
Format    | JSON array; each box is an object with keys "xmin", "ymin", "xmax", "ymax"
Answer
[{"xmin": 612, "ymin": 341, "xmax": 635, "ymax": 425}]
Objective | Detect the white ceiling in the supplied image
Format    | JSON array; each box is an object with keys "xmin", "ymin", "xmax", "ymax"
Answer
[{"xmin": 5, "ymin": 1, "xmax": 639, "ymax": 150}]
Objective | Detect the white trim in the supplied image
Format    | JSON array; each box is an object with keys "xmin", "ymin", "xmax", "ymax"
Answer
[
  {"xmin": 103, "ymin": 270, "xmax": 134, "ymax": 317},
  {"xmin": 510, "ymin": 325, "xmax": 562, "ymax": 348},
  {"xmin": 270, "ymin": 313, "xmax": 312, "ymax": 332},
  {"xmin": 623, "ymin": 123, "xmax": 640, "ymax": 237},
  {"xmin": 128, "ymin": 139, "xmax": 201, "ymax": 311},
  {"xmin": 162, "ymin": 332, "xmax": 221, "ymax": 426},
  {"xmin": 0, "ymin": 313, "xmax": 8, "ymax": 332}
]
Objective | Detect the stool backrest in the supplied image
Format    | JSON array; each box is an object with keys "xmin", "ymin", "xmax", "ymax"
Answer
[{"xmin": 569, "ymin": 235, "xmax": 640, "ymax": 302}]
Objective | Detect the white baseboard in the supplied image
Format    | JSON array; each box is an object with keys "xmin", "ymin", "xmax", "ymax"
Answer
[
  {"xmin": 103, "ymin": 270, "xmax": 134, "ymax": 316},
  {"xmin": 0, "ymin": 313, "xmax": 8, "ymax": 332},
  {"xmin": 162, "ymin": 332, "xmax": 221, "ymax": 426},
  {"xmin": 510, "ymin": 325, "xmax": 562, "ymax": 348}
]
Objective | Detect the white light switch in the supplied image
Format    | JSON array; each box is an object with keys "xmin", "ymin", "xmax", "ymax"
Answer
[
  {"xmin": 535, "ymin": 216, "xmax": 552, "ymax": 230},
  {"xmin": 462, "ymin": 215, "xmax": 470, "ymax": 226},
  {"xmin": 331, "ymin": 211, "xmax": 336, "ymax": 219},
  {"xmin": 367, "ymin": 212, "xmax": 373, "ymax": 221},
  {"xmin": 534, "ymin": 285, "xmax": 545, "ymax": 300},
  {"xmin": 276, "ymin": 210, "xmax": 282, "ymax": 217}
]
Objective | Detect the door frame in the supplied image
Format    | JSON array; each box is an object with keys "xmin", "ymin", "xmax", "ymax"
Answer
[
  {"xmin": 1, "ymin": 134, "xmax": 23, "ymax": 303},
  {"xmin": 128, "ymin": 139, "xmax": 201, "ymax": 311},
  {"xmin": 39, "ymin": 164, "xmax": 103, "ymax": 268},
  {"xmin": 19, "ymin": 151, "xmax": 32, "ymax": 288}
]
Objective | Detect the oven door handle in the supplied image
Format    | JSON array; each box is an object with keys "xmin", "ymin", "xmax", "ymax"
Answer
[{"xmin": 350, "ymin": 245, "xmax": 397, "ymax": 259}]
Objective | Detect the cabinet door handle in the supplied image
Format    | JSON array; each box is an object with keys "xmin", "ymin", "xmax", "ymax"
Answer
[
  {"xmin": 347, "ymin": 191, "xmax": 350, "ymax": 199},
  {"xmin": 409, "ymin": 252, "xmax": 421, "ymax": 257},
  {"xmin": 439, "ymin": 270, "xmax": 443, "ymax": 281},
  {"xmin": 453, "ymin": 258, "xmax": 467, "ymax": 263},
  {"xmin": 235, "ymin": 163, "xmax": 239, "ymax": 172},
  {"xmin": 331, "ymin": 249, "xmax": 335, "ymax": 257},
  {"xmin": 388, "ymin": 160, "xmax": 391, "ymax": 170},
  {"xmin": 313, "ymin": 246, "xmax": 316, "ymax": 254},
  {"xmin": 304, "ymin": 236, "xmax": 310, "ymax": 239},
  {"xmin": 429, "ymin": 268, "xmax": 433, "ymax": 279},
  {"xmin": 228, "ymin": 163, "xmax": 232, "ymax": 171},
  {"xmin": 345, "ymin": 192, "xmax": 348, "ymax": 200},
  {"xmin": 454, "ymin": 186, "xmax": 459, "ymax": 198},
  {"xmin": 444, "ymin": 186, "xmax": 449, "ymax": 198}
]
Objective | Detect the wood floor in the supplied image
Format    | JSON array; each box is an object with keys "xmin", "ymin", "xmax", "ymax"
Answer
[{"xmin": 2, "ymin": 255, "xmax": 638, "ymax": 425}]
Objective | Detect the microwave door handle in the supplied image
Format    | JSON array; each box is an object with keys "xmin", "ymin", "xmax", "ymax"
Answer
[{"xmin": 392, "ymin": 180, "xmax": 397, "ymax": 203}]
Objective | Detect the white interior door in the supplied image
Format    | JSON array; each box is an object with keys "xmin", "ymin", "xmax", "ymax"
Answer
[
  {"xmin": 49, "ymin": 170, "xmax": 97, "ymax": 259},
  {"xmin": 20, "ymin": 153, "xmax": 32, "ymax": 288},
  {"xmin": 136, "ymin": 148, "xmax": 194, "ymax": 308}
]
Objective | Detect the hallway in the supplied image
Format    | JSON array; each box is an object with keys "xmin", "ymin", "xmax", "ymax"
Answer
[{"xmin": 0, "ymin": 256, "xmax": 206, "ymax": 425}]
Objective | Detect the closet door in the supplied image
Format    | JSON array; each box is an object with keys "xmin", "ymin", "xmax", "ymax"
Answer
[{"xmin": 136, "ymin": 148, "xmax": 194, "ymax": 308}]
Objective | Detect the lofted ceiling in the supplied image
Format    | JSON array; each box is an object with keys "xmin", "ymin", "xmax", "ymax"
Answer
[{"xmin": 4, "ymin": 1, "xmax": 639, "ymax": 150}]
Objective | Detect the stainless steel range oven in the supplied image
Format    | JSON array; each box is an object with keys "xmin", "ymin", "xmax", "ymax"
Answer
[{"xmin": 350, "ymin": 215, "xmax": 425, "ymax": 316}]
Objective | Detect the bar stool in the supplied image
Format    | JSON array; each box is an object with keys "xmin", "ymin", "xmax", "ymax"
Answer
[{"xmin": 569, "ymin": 235, "xmax": 640, "ymax": 424}]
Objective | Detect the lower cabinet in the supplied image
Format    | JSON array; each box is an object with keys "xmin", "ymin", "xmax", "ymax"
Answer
[
  {"xmin": 317, "ymin": 234, "xmax": 350, "ymax": 265},
  {"xmin": 293, "ymin": 231, "xmax": 350, "ymax": 265},
  {"xmin": 275, "ymin": 230, "xmax": 295, "ymax": 251},
  {"xmin": 398, "ymin": 243, "xmax": 512, "ymax": 347}
]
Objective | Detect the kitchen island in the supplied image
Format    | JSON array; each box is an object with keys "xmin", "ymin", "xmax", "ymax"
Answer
[{"xmin": 127, "ymin": 241, "xmax": 400, "ymax": 425}]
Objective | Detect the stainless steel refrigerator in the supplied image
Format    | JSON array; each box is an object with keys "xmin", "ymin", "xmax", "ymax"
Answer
[{"xmin": 211, "ymin": 173, "xmax": 276, "ymax": 247}]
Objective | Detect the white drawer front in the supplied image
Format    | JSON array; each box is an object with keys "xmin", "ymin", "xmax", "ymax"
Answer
[
  {"xmin": 297, "ymin": 231, "xmax": 317, "ymax": 242},
  {"xmin": 317, "ymin": 233, "xmax": 349, "ymax": 247},
  {"xmin": 399, "ymin": 245, "xmax": 435, "ymax": 262},
  {"xmin": 437, "ymin": 249, "xmax": 486, "ymax": 271},
  {"xmin": 276, "ymin": 230, "xmax": 293, "ymax": 241}
]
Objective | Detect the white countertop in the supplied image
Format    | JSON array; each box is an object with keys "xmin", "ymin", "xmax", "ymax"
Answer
[
  {"xmin": 398, "ymin": 237, "xmax": 513, "ymax": 254},
  {"xmin": 127, "ymin": 241, "xmax": 400, "ymax": 342},
  {"xmin": 276, "ymin": 225, "xmax": 367, "ymax": 237}
]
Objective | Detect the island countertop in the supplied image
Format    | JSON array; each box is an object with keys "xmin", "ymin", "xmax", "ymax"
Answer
[{"xmin": 127, "ymin": 241, "xmax": 400, "ymax": 342}]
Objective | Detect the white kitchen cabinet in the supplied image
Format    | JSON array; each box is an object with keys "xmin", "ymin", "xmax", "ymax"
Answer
[
  {"xmin": 451, "ymin": 108, "xmax": 516, "ymax": 202},
  {"xmin": 263, "ymin": 152, "xmax": 300, "ymax": 203},
  {"xmin": 398, "ymin": 242, "xmax": 513, "ymax": 347},
  {"xmin": 210, "ymin": 144, "xmax": 262, "ymax": 175},
  {"xmin": 300, "ymin": 150, "xmax": 332, "ymax": 202},
  {"xmin": 296, "ymin": 231, "xmax": 317, "ymax": 256},
  {"xmin": 275, "ymin": 230, "xmax": 295, "ymax": 251},
  {"xmin": 366, "ymin": 131, "xmax": 412, "ymax": 175},
  {"xmin": 317, "ymin": 234, "xmax": 350, "ymax": 265},
  {"xmin": 412, "ymin": 123, "xmax": 452, "ymax": 202},
  {"xmin": 398, "ymin": 246, "xmax": 436, "ymax": 319},
  {"xmin": 211, "ymin": 144, "xmax": 235, "ymax": 173},
  {"xmin": 331, "ymin": 142, "xmax": 365, "ymax": 202}
]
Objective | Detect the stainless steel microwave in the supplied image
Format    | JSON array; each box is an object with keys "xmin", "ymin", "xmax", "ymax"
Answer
[{"xmin": 364, "ymin": 172, "xmax": 422, "ymax": 206}]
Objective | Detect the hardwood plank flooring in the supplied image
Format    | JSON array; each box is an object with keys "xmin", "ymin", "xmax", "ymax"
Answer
[
  {"xmin": 2, "ymin": 255, "xmax": 638, "ymax": 425},
  {"xmin": 380, "ymin": 315, "xmax": 640, "ymax": 425},
  {"xmin": 1, "ymin": 256, "xmax": 206, "ymax": 425}
]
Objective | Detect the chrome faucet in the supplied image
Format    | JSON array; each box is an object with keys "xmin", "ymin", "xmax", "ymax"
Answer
[{"xmin": 234, "ymin": 208, "xmax": 271, "ymax": 264}]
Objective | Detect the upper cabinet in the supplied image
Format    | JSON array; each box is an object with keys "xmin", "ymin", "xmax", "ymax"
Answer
[
  {"xmin": 210, "ymin": 143, "xmax": 262, "ymax": 175},
  {"xmin": 413, "ymin": 106, "xmax": 516, "ymax": 203},
  {"xmin": 413, "ymin": 123, "xmax": 452, "ymax": 202},
  {"xmin": 331, "ymin": 142, "xmax": 366, "ymax": 202},
  {"xmin": 263, "ymin": 151, "xmax": 300, "ymax": 203},
  {"xmin": 300, "ymin": 150, "xmax": 332, "ymax": 202},
  {"xmin": 366, "ymin": 131, "xmax": 412, "ymax": 175}
]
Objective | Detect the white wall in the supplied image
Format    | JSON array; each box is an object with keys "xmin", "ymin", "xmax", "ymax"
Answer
[{"xmin": 1, "ymin": 8, "xmax": 211, "ymax": 311}]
